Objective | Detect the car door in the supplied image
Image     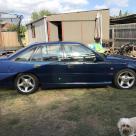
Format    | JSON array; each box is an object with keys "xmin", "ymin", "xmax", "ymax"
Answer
[
  {"xmin": 61, "ymin": 43, "xmax": 114, "ymax": 84},
  {"xmin": 31, "ymin": 43, "xmax": 71, "ymax": 85},
  {"xmin": 9, "ymin": 43, "xmax": 67, "ymax": 85}
]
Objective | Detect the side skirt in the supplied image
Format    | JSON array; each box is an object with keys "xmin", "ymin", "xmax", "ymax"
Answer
[{"xmin": 41, "ymin": 82, "xmax": 112, "ymax": 89}]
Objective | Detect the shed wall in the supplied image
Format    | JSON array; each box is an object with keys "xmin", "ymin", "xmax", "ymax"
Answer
[
  {"xmin": 62, "ymin": 21, "xmax": 96, "ymax": 44},
  {"xmin": 27, "ymin": 19, "xmax": 47, "ymax": 44},
  {"xmin": 27, "ymin": 9, "xmax": 109, "ymax": 45},
  {"xmin": 48, "ymin": 9, "xmax": 109, "ymax": 45},
  {"xmin": 63, "ymin": 21, "xmax": 82, "ymax": 42}
]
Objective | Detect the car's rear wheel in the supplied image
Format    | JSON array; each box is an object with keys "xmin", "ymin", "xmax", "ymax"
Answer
[
  {"xmin": 15, "ymin": 73, "xmax": 39, "ymax": 94},
  {"xmin": 114, "ymin": 69, "xmax": 136, "ymax": 89}
]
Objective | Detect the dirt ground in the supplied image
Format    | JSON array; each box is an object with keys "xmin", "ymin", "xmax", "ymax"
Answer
[{"xmin": 0, "ymin": 87, "xmax": 136, "ymax": 136}]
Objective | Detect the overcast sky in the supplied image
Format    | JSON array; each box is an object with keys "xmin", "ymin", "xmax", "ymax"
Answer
[{"xmin": 0, "ymin": 0, "xmax": 135, "ymax": 23}]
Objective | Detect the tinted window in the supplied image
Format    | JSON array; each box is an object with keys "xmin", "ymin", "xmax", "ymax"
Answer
[
  {"xmin": 15, "ymin": 47, "xmax": 36, "ymax": 61},
  {"xmin": 42, "ymin": 44, "xmax": 63, "ymax": 61}
]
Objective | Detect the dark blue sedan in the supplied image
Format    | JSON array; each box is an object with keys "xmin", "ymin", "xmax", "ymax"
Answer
[{"xmin": 0, "ymin": 42, "xmax": 136, "ymax": 94}]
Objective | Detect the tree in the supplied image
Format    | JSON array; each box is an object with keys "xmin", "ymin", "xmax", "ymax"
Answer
[
  {"xmin": 31, "ymin": 10, "xmax": 52, "ymax": 21},
  {"xmin": 31, "ymin": 12, "xmax": 39, "ymax": 21},
  {"xmin": 39, "ymin": 10, "xmax": 52, "ymax": 17},
  {"xmin": 8, "ymin": 25, "xmax": 26, "ymax": 37}
]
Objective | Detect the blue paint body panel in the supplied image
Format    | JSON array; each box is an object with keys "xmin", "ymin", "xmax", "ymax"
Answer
[{"xmin": 0, "ymin": 41, "xmax": 136, "ymax": 89}]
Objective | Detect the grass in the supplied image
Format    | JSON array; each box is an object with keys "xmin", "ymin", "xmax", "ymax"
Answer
[{"xmin": 0, "ymin": 87, "xmax": 136, "ymax": 136}]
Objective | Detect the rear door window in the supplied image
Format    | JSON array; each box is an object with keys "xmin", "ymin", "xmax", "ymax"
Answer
[
  {"xmin": 31, "ymin": 47, "xmax": 42, "ymax": 61},
  {"xmin": 15, "ymin": 47, "xmax": 36, "ymax": 61}
]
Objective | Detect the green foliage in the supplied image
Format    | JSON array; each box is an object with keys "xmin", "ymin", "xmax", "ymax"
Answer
[
  {"xmin": 7, "ymin": 24, "xmax": 18, "ymax": 31},
  {"xmin": 39, "ymin": 10, "xmax": 52, "ymax": 17},
  {"xmin": 7, "ymin": 24, "xmax": 26, "ymax": 38},
  {"xmin": 31, "ymin": 12, "xmax": 39, "ymax": 21},
  {"xmin": 31, "ymin": 9, "xmax": 52, "ymax": 21},
  {"xmin": 19, "ymin": 25, "xmax": 27, "ymax": 38}
]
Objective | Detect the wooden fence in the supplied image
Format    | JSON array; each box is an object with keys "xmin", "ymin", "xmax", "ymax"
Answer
[
  {"xmin": 110, "ymin": 23, "xmax": 136, "ymax": 48},
  {"xmin": 0, "ymin": 32, "xmax": 20, "ymax": 49}
]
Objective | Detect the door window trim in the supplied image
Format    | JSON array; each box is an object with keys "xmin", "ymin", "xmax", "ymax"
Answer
[{"xmin": 30, "ymin": 46, "xmax": 43, "ymax": 62}]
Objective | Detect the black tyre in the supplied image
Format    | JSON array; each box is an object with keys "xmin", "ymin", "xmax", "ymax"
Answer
[
  {"xmin": 114, "ymin": 69, "xmax": 136, "ymax": 89},
  {"xmin": 15, "ymin": 73, "xmax": 39, "ymax": 94}
]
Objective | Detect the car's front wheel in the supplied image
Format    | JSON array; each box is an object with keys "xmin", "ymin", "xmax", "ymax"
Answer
[
  {"xmin": 114, "ymin": 69, "xmax": 136, "ymax": 89},
  {"xmin": 15, "ymin": 73, "xmax": 39, "ymax": 94}
]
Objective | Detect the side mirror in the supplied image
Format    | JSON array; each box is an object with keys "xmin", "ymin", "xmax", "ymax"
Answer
[{"xmin": 95, "ymin": 54, "xmax": 104, "ymax": 62}]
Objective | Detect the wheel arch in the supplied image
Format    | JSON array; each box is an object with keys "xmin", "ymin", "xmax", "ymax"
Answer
[
  {"xmin": 114, "ymin": 67, "xmax": 136, "ymax": 78},
  {"xmin": 127, "ymin": 65, "xmax": 136, "ymax": 73}
]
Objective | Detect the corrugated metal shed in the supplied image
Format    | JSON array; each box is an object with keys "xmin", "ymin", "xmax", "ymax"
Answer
[
  {"xmin": 26, "ymin": 17, "xmax": 48, "ymax": 44},
  {"xmin": 26, "ymin": 9, "xmax": 110, "ymax": 45}
]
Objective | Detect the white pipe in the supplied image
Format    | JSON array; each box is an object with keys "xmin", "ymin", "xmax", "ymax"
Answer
[
  {"xmin": 100, "ymin": 14, "xmax": 103, "ymax": 45},
  {"xmin": 44, "ymin": 17, "xmax": 48, "ymax": 42},
  {"xmin": 97, "ymin": 12, "xmax": 100, "ymax": 37}
]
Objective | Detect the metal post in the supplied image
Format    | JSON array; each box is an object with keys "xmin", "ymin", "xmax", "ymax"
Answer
[{"xmin": 112, "ymin": 27, "xmax": 115, "ymax": 51}]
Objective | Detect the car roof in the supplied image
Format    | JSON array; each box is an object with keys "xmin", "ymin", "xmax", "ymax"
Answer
[{"xmin": 29, "ymin": 41, "xmax": 83, "ymax": 47}]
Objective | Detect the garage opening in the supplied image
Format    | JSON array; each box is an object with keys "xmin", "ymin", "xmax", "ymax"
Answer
[{"xmin": 50, "ymin": 21, "xmax": 63, "ymax": 41}]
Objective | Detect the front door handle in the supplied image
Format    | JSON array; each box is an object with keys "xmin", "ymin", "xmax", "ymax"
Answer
[{"xmin": 68, "ymin": 64, "xmax": 74, "ymax": 68}]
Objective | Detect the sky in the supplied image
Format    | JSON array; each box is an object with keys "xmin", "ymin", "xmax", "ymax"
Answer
[{"xmin": 0, "ymin": 0, "xmax": 136, "ymax": 23}]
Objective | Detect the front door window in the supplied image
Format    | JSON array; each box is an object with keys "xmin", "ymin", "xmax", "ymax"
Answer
[
  {"xmin": 42, "ymin": 44, "xmax": 63, "ymax": 61},
  {"xmin": 63, "ymin": 44, "xmax": 96, "ymax": 61}
]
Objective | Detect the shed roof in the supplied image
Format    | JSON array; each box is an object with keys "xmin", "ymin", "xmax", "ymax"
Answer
[
  {"xmin": 47, "ymin": 9, "xmax": 109, "ymax": 21},
  {"xmin": 26, "ymin": 9, "xmax": 109, "ymax": 26},
  {"xmin": 26, "ymin": 16, "xmax": 47, "ymax": 26},
  {"xmin": 110, "ymin": 14, "xmax": 136, "ymax": 25}
]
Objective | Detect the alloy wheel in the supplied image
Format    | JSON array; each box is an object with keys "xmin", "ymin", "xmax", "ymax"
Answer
[
  {"xmin": 17, "ymin": 75, "xmax": 36, "ymax": 93},
  {"xmin": 117, "ymin": 71, "xmax": 135, "ymax": 89}
]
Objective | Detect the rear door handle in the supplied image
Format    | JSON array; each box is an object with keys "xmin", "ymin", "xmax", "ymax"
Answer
[{"xmin": 34, "ymin": 64, "xmax": 41, "ymax": 68}]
